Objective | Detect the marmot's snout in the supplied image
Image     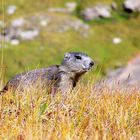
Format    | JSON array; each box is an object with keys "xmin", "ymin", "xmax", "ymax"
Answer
[
  {"xmin": 87, "ymin": 60, "xmax": 94, "ymax": 70},
  {"xmin": 82, "ymin": 58, "xmax": 94, "ymax": 71}
]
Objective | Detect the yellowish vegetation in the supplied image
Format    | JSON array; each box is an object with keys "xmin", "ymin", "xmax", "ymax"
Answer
[{"xmin": 0, "ymin": 83, "xmax": 139, "ymax": 140}]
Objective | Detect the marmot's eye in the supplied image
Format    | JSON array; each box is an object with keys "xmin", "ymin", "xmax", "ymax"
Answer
[{"xmin": 75, "ymin": 55, "xmax": 82, "ymax": 60}]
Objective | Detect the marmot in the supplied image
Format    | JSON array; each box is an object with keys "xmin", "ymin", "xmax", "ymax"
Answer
[{"xmin": 1, "ymin": 52, "xmax": 94, "ymax": 94}]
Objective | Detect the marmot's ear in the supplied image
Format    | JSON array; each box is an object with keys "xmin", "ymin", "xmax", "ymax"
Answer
[{"xmin": 64, "ymin": 53, "xmax": 71, "ymax": 59}]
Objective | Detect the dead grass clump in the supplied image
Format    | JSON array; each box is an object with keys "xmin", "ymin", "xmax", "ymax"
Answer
[{"xmin": 0, "ymin": 83, "xmax": 140, "ymax": 140}]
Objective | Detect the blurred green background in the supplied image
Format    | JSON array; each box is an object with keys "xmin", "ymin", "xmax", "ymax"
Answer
[{"xmin": 0, "ymin": 0, "xmax": 140, "ymax": 83}]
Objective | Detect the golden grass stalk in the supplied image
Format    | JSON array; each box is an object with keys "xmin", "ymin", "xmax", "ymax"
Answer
[{"xmin": 0, "ymin": 82, "xmax": 139, "ymax": 140}]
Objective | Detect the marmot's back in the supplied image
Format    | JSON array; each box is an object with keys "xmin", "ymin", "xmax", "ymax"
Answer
[{"xmin": 3, "ymin": 65, "xmax": 60, "ymax": 92}]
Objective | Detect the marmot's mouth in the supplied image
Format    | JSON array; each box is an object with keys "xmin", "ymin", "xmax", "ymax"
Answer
[
  {"xmin": 82, "ymin": 64, "xmax": 87, "ymax": 69},
  {"xmin": 82, "ymin": 64, "xmax": 90, "ymax": 71},
  {"xmin": 82, "ymin": 64, "xmax": 93, "ymax": 71}
]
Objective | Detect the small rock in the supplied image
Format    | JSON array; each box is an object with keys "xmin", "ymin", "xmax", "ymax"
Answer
[
  {"xmin": 19, "ymin": 29, "xmax": 39, "ymax": 40},
  {"xmin": 40, "ymin": 19, "xmax": 48, "ymax": 26},
  {"xmin": 11, "ymin": 18, "xmax": 25, "ymax": 27},
  {"xmin": 82, "ymin": 4, "xmax": 112, "ymax": 21},
  {"xmin": 98, "ymin": 54, "xmax": 140, "ymax": 91},
  {"xmin": 48, "ymin": 2, "xmax": 77, "ymax": 14},
  {"xmin": 7, "ymin": 5, "xmax": 17, "ymax": 15},
  {"xmin": 48, "ymin": 8, "xmax": 68, "ymax": 13},
  {"xmin": 10, "ymin": 39, "xmax": 20, "ymax": 45},
  {"xmin": 124, "ymin": 0, "xmax": 140, "ymax": 12},
  {"xmin": 62, "ymin": 18, "xmax": 89, "ymax": 32},
  {"xmin": 71, "ymin": 20, "xmax": 89, "ymax": 31},
  {"xmin": 112, "ymin": 37, "xmax": 122, "ymax": 44},
  {"xmin": 65, "ymin": 2, "xmax": 77, "ymax": 12}
]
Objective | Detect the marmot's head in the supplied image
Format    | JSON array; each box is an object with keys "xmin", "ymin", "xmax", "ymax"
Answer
[{"xmin": 61, "ymin": 52, "xmax": 94, "ymax": 73}]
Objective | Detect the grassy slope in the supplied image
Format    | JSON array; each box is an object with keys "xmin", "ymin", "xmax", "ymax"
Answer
[
  {"xmin": 0, "ymin": 0, "xmax": 140, "ymax": 82},
  {"xmin": 0, "ymin": 84, "xmax": 139, "ymax": 139}
]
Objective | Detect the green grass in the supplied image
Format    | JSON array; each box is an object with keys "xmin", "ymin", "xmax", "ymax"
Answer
[{"xmin": 1, "ymin": 16, "xmax": 140, "ymax": 82}]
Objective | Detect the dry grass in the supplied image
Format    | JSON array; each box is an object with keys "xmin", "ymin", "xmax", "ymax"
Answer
[{"xmin": 0, "ymin": 83, "xmax": 140, "ymax": 140}]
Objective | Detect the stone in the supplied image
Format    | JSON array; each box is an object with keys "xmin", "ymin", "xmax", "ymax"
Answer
[
  {"xmin": 48, "ymin": 2, "xmax": 77, "ymax": 14},
  {"xmin": 7, "ymin": 5, "xmax": 17, "ymax": 15},
  {"xmin": 40, "ymin": 19, "xmax": 49, "ymax": 26},
  {"xmin": 124, "ymin": 0, "xmax": 140, "ymax": 12},
  {"xmin": 19, "ymin": 29, "xmax": 39, "ymax": 40},
  {"xmin": 48, "ymin": 8, "xmax": 68, "ymax": 13},
  {"xmin": 65, "ymin": 2, "xmax": 77, "ymax": 12},
  {"xmin": 70, "ymin": 20, "xmax": 89, "ymax": 31},
  {"xmin": 98, "ymin": 54, "xmax": 140, "ymax": 91},
  {"xmin": 112, "ymin": 37, "xmax": 122, "ymax": 44},
  {"xmin": 11, "ymin": 18, "xmax": 25, "ymax": 27},
  {"xmin": 10, "ymin": 39, "xmax": 20, "ymax": 45},
  {"xmin": 2, "ymin": 9, "xmax": 90, "ymax": 43},
  {"xmin": 82, "ymin": 4, "xmax": 112, "ymax": 21}
]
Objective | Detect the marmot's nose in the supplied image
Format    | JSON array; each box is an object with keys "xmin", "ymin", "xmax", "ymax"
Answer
[{"xmin": 90, "ymin": 61, "xmax": 94, "ymax": 67}]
